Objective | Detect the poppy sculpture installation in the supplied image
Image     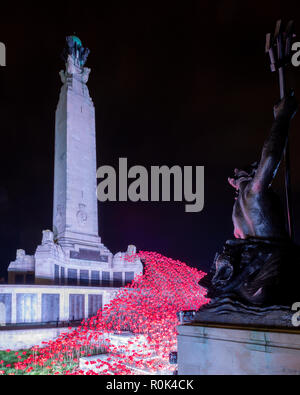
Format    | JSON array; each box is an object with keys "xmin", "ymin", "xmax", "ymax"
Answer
[{"xmin": 2, "ymin": 252, "xmax": 208, "ymax": 375}]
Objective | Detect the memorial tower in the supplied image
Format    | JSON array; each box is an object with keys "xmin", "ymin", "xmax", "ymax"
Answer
[
  {"xmin": 7, "ymin": 36, "xmax": 142, "ymax": 287},
  {"xmin": 53, "ymin": 36, "xmax": 101, "ymax": 249}
]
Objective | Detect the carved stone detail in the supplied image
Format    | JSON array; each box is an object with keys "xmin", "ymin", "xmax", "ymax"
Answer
[{"xmin": 76, "ymin": 203, "xmax": 88, "ymax": 226}]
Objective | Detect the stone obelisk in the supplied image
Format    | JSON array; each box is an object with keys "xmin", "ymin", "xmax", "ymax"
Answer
[
  {"xmin": 7, "ymin": 36, "xmax": 143, "ymax": 287},
  {"xmin": 53, "ymin": 36, "xmax": 101, "ymax": 250}
]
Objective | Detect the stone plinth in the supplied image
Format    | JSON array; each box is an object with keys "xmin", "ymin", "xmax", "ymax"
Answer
[
  {"xmin": 8, "ymin": 232, "xmax": 143, "ymax": 287},
  {"xmin": 177, "ymin": 323, "xmax": 300, "ymax": 375}
]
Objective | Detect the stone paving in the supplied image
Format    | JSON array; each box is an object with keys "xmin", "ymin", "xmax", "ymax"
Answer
[{"xmin": 79, "ymin": 332, "xmax": 176, "ymax": 375}]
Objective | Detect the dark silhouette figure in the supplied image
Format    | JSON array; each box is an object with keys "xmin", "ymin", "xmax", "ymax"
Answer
[
  {"xmin": 208, "ymin": 92, "xmax": 299, "ymax": 306},
  {"xmin": 228, "ymin": 93, "xmax": 297, "ymax": 240}
]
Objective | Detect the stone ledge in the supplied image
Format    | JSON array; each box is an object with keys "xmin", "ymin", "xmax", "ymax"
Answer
[{"xmin": 177, "ymin": 323, "xmax": 300, "ymax": 375}]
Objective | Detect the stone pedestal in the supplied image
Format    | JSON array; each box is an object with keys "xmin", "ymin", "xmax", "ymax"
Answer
[{"xmin": 177, "ymin": 323, "xmax": 300, "ymax": 375}]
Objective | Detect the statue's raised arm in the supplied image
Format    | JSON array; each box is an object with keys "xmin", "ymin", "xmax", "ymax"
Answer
[{"xmin": 251, "ymin": 92, "xmax": 298, "ymax": 193}]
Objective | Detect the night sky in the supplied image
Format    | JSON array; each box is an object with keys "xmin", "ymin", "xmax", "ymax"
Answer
[{"xmin": 1, "ymin": 1, "xmax": 300, "ymax": 280}]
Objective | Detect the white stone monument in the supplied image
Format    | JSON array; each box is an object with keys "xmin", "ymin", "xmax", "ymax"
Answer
[{"xmin": 7, "ymin": 36, "xmax": 143, "ymax": 287}]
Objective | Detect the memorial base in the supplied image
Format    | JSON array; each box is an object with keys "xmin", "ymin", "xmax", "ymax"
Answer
[{"xmin": 177, "ymin": 323, "xmax": 300, "ymax": 375}]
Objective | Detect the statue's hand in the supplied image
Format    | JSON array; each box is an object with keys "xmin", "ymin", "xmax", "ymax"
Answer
[{"xmin": 273, "ymin": 90, "xmax": 298, "ymax": 120}]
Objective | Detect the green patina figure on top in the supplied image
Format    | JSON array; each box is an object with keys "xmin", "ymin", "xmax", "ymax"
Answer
[
  {"xmin": 71, "ymin": 35, "xmax": 82, "ymax": 47},
  {"xmin": 62, "ymin": 35, "xmax": 90, "ymax": 67}
]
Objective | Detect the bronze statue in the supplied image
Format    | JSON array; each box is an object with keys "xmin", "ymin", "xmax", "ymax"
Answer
[
  {"xmin": 228, "ymin": 93, "xmax": 297, "ymax": 241},
  {"xmin": 205, "ymin": 21, "xmax": 299, "ymax": 309},
  {"xmin": 208, "ymin": 93, "xmax": 298, "ymax": 306}
]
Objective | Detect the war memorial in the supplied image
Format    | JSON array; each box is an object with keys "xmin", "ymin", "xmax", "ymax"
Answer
[{"xmin": 0, "ymin": 36, "xmax": 143, "ymax": 328}]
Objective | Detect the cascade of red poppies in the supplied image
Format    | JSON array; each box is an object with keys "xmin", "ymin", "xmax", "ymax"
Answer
[{"xmin": 10, "ymin": 251, "xmax": 209, "ymax": 375}]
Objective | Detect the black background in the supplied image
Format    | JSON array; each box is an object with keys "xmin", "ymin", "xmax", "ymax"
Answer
[{"xmin": 1, "ymin": 1, "xmax": 300, "ymax": 280}]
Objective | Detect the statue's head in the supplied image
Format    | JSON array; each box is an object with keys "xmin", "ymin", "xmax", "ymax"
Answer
[{"xmin": 228, "ymin": 162, "xmax": 258, "ymax": 191}]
